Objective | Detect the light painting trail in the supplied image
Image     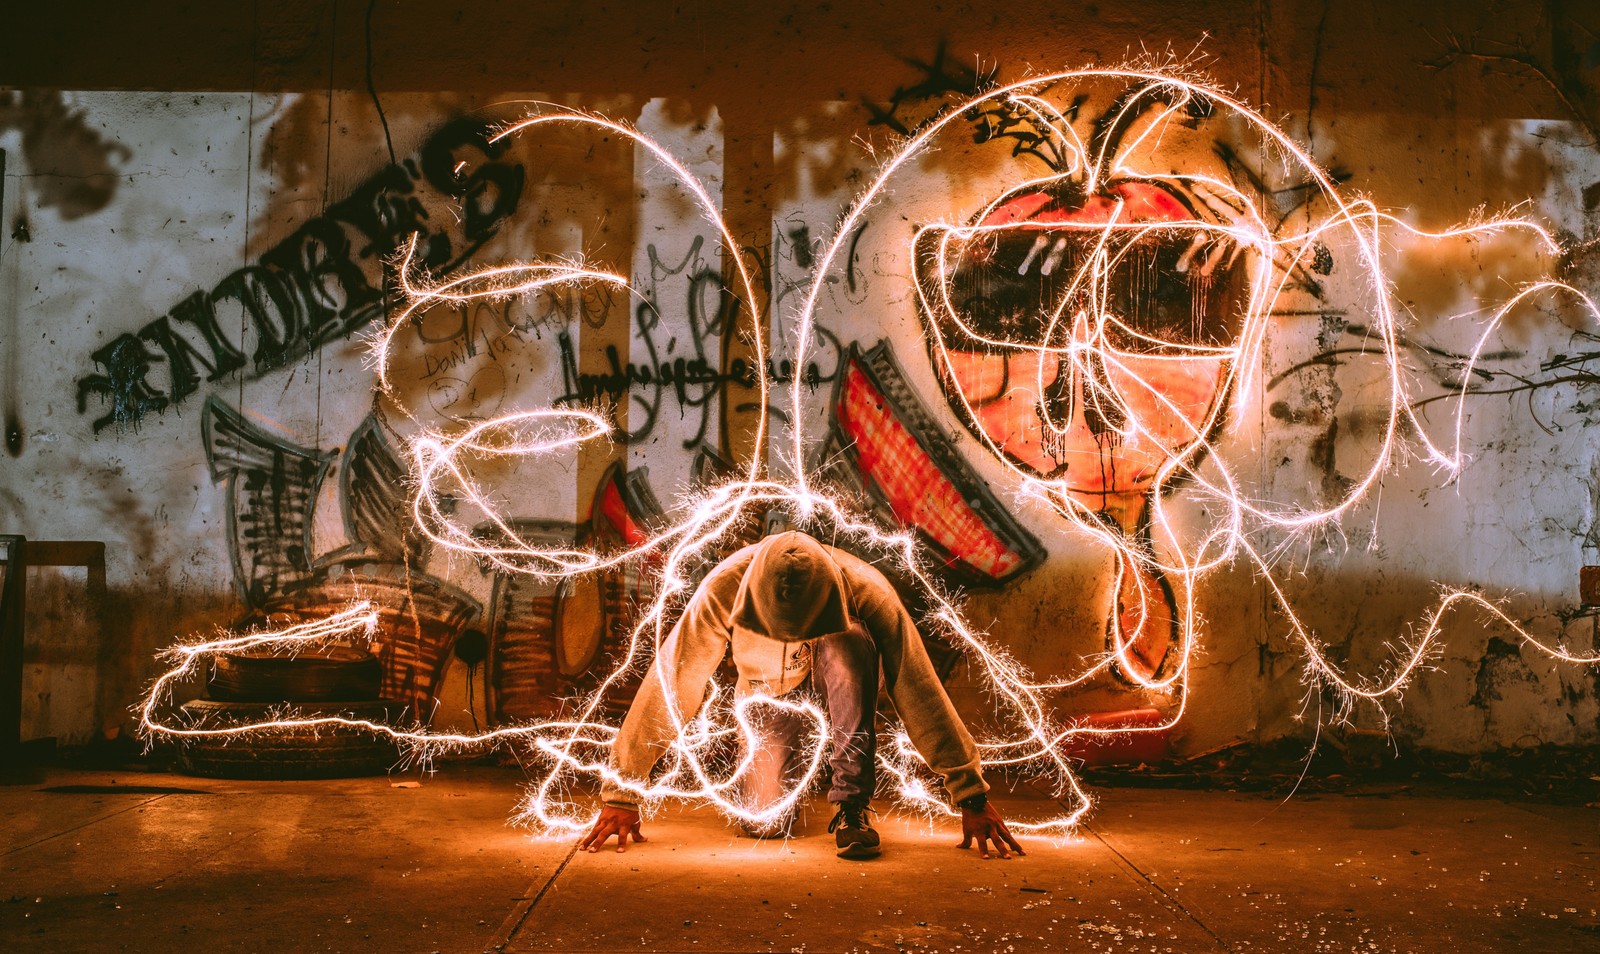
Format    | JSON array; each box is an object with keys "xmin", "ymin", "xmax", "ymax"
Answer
[{"xmin": 140, "ymin": 67, "xmax": 1600, "ymax": 841}]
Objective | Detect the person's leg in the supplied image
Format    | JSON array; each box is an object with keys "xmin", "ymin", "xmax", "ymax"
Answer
[
  {"xmin": 813, "ymin": 627, "xmax": 882, "ymax": 858},
  {"xmin": 739, "ymin": 699, "xmax": 808, "ymax": 837},
  {"xmin": 812, "ymin": 626, "xmax": 879, "ymax": 805}
]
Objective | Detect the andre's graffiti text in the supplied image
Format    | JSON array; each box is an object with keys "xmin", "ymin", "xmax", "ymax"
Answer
[{"xmin": 76, "ymin": 118, "xmax": 526, "ymax": 432}]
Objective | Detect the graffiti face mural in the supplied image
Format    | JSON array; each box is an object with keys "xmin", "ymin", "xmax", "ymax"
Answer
[
  {"xmin": 916, "ymin": 180, "xmax": 1250, "ymax": 506},
  {"xmin": 910, "ymin": 86, "xmax": 1263, "ymax": 680}
]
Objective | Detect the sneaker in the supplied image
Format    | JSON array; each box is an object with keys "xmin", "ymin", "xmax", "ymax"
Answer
[{"xmin": 827, "ymin": 801, "xmax": 880, "ymax": 859}]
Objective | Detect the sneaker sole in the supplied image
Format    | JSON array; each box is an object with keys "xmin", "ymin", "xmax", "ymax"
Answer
[{"xmin": 836, "ymin": 842, "xmax": 881, "ymax": 859}]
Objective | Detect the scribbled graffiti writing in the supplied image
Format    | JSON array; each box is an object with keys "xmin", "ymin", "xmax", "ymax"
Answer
[
  {"xmin": 860, "ymin": 42, "xmax": 996, "ymax": 137},
  {"xmin": 76, "ymin": 118, "xmax": 527, "ymax": 432},
  {"xmin": 555, "ymin": 234, "xmax": 846, "ymax": 445}
]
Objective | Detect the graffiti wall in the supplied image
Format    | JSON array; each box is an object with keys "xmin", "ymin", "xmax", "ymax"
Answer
[{"xmin": 5, "ymin": 0, "xmax": 1600, "ymax": 758}]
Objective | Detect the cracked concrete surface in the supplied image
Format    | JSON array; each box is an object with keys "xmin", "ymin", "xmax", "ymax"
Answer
[{"xmin": 3, "ymin": 765, "xmax": 1597, "ymax": 952}]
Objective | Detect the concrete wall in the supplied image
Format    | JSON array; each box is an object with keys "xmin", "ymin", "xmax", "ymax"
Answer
[{"xmin": 3, "ymin": 0, "xmax": 1599, "ymax": 756}]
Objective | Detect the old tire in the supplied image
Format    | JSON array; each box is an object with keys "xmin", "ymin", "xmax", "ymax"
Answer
[
  {"xmin": 174, "ymin": 699, "xmax": 407, "ymax": 780},
  {"xmin": 207, "ymin": 647, "xmax": 383, "ymax": 703}
]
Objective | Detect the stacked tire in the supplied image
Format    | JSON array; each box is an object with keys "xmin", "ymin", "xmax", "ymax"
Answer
[{"xmin": 175, "ymin": 647, "xmax": 406, "ymax": 780}]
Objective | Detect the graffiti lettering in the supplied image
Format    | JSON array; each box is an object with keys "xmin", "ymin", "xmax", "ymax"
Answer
[
  {"xmin": 546, "ymin": 233, "xmax": 843, "ymax": 445},
  {"xmin": 861, "ymin": 41, "xmax": 995, "ymax": 137},
  {"xmin": 555, "ymin": 309, "xmax": 844, "ymax": 447},
  {"xmin": 76, "ymin": 118, "xmax": 526, "ymax": 432},
  {"xmin": 418, "ymin": 303, "xmax": 524, "ymax": 381},
  {"xmin": 966, "ymin": 95, "xmax": 1083, "ymax": 171},
  {"xmin": 514, "ymin": 282, "xmax": 617, "ymax": 332},
  {"xmin": 77, "ymin": 334, "xmax": 169, "ymax": 432}
]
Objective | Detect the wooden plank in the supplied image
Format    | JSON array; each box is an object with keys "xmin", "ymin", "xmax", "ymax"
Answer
[
  {"xmin": 0, "ymin": 539, "xmax": 109, "ymax": 761},
  {"xmin": 23, "ymin": 541, "xmax": 107, "ymax": 599},
  {"xmin": 1582, "ymin": 565, "xmax": 1600, "ymax": 605},
  {"xmin": 0, "ymin": 536, "xmax": 26, "ymax": 761}
]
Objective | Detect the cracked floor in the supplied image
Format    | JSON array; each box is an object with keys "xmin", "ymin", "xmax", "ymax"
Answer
[{"xmin": 2, "ymin": 765, "xmax": 1597, "ymax": 952}]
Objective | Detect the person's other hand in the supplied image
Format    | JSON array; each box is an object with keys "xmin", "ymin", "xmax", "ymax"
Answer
[
  {"xmin": 959, "ymin": 802, "xmax": 1024, "ymax": 859},
  {"xmin": 579, "ymin": 806, "xmax": 646, "ymax": 853}
]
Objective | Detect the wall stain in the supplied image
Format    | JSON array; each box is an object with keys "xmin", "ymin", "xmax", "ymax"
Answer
[{"xmin": 0, "ymin": 89, "xmax": 132, "ymax": 220}]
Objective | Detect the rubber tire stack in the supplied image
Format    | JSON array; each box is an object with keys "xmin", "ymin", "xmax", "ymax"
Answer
[{"xmin": 175, "ymin": 648, "xmax": 405, "ymax": 780}]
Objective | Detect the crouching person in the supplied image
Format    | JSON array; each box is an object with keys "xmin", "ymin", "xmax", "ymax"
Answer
[{"xmin": 579, "ymin": 531, "xmax": 1024, "ymax": 861}]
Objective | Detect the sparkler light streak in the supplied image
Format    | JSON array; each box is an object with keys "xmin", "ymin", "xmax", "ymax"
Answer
[{"xmin": 139, "ymin": 69, "xmax": 1600, "ymax": 841}]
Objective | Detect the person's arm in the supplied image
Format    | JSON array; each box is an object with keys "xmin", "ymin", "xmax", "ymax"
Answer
[
  {"xmin": 852, "ymin": 563, "xmax": 1025, "ymax": 857},
  {"xmin": 598, "ymin": 556, "xmax": 742, "ymax": 811},
  {"xmin": 584, "ymin": 560, "xmax": 738, "ymax": 853},
  {"xmin": 851, "ymin": 563, "xmax": 988, "ymax": 806}
]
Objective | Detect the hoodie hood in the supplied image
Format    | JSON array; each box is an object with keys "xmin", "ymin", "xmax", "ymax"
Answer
[{"xmin": 730, "ymin": 531, "xmax": 850, "ymax": 643}]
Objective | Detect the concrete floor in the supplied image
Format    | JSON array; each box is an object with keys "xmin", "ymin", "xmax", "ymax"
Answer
[{"xmin": 1, "ymin": 766, "xmax": 1597, "ymax": 953}]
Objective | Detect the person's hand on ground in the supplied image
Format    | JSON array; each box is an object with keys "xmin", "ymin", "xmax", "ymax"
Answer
[
  {"xmin": 959, "ymin": 798, "xmax": 1024, "ymax": 859},
  {"xmin": 579, "ymin": 805, "xmax": 646, "ymax": 853}
]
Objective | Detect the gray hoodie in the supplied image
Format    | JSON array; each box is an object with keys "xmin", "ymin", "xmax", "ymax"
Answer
[{"xmin": 601, "ymin": 532, "xmax": 988, "ymax": 810}]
